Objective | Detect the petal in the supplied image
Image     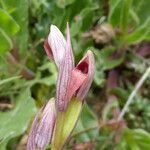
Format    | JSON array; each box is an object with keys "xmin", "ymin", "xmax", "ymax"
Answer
[
  {"xmin": 66, "ymin": 22, "xmax": 74, "ymax": 68},
  {"xmin": 35, "ymin": 99, "xmax": 56, "ymax": 149},
  {"xmin": 27, "ymin": 108, "xmax": 42, "ymax": 150},
  {"xmin": 56, "ymin": 46, "xmax": 73, "ymax": 111},
  {"xmin": 67, "ymin": 68, "xmax": 87, "ymax": 101},
  {"xmin": 27, "ymin": 99, "xmax": 56, "ymax": 150},
  {"xmin": 76, "ymin": 50, "xmax": 95, "ymax": 100},
  {"xmin": 48, "ymin": 25, "xmax": 66, "ymax": 67},
  {"xmin": 56, "ymin": 24, "xmax": 74, "ymax": 111},
  {"xmin": 44, "ymin": 39, "xmax": 53, "ymax": 59}
]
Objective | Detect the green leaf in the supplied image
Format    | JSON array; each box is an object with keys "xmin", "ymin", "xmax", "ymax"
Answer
[
  {"xmin": 126, "ymin": 18, "xmax": 150, "ymax": 44},
  {"xmin": 0, "ymin": 76, "xmax": 20, "ymax": 85},
  {"xmin": 74, "ymin": 103, "xmax": 99, "ymax": 142},
  {"xmin": 99, "ymin": 47, "xmax": 124, "ymax": 70},
  {"xmin": 133, "ymin": 129, "xmax": 150, "ymax": 150},
  {"xmin": 56, "ymin": 0, "xmax": 76, "ymax": 8},
  {"xmin": 129, "ymin": 9, "xmax": 140, "ymax": 26},
  {"xmin": 0, "ymin": 8, "xmax": 20, "ymax": 35},
  {"xmin": 0, "ymin": 28, "xmax": 12, "ymax": 54},
  {"xmin": 120, "ymin": 0, "xmax": 133, "ymax": 32},
  {"xmin": 3, "ymin": 0, "xmax": 29, "ymax": 56},
  {"xmin": 124, "ymin": 129, "xmax": 140, "ymax": 150},
  {"xmin": 37, "ymin": 75, "xmax": 57, "ymax": 86},
  {"xmin": 103, "ymin": 59, "xmax": 124, "ymax": 70},
  {"xmin": 108, "ymin": 0, "xmax": 122, "ymax": 27},
  {"xmin": 0, "ymin": 89, "xmax": 37, "ymax": 149},
  {"xmin": 109, "ymin": 0, "xmax": 133, "ymax": 32},
  {"xmin": 110, "ymin": 87, "xmax": 129, "ymax": 102},
  {"xmin": 124, "ymin": 128, "xmax": 150, "ymax": 150},
  {"xmin": 13, "ymin": 0, "xmax": 28, "ymax": 56},
  {"xmin": 132, "ymin": 0, "xmax": 150, "ymax": 23},
  {"xmin": 52, "ymin": 97, "xmax": 82, "ymax": 150},
  {"xmin": 71, "ymin": 5, "xmax": 98, "ymax": 36}
]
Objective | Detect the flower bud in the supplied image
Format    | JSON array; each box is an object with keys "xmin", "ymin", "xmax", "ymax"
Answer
[{"xmin": 27, "ymin": 99, "xmax": 56, "ymax": 150}]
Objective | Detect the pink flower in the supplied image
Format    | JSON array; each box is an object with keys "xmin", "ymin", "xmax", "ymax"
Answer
[
  {"xmin": 27, "ymin": 23, "xmax": 95, "ymax": 150},
  {"xmin": 44, "ymin": 23, "xmax": 95, "ymax": 111}
]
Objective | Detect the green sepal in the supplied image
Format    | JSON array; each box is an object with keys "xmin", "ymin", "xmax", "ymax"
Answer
[{"xmin": 52, "ymin": 97, "xmax": 82, "ymax": 150}]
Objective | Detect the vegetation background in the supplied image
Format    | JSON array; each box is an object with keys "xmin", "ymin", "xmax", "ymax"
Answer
[{"xmin": 0, "ymin": 0, "xmax": 150, "ymax": 149}]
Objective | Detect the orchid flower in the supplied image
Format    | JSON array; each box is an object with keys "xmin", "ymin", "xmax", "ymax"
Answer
[
  {"xmin": 44, "ymin": 23, "xmax": 95, "ymax": 111},
  {"xmin": 27, "ymin": 23, "xmax": 95, "ymax": 150}
]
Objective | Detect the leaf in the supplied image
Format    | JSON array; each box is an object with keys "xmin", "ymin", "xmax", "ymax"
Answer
[
  {"xmin": 132, "ymin": 0, "xmax": 150, "ymax": 23},
  {"xmin": 126, "ymin": 18, "xmax": 150, "ymax": 44},
  {"xmin": 109, "ymin": 0, "xmax": 133, "ymax": 32},
  {"xmin": 71, "ymin": 5, "xmax": 98, "ymax": 37},
  {"xmin": 0, "ymin": 8, "xmax": 20, "ymax": 35},
  {"xmin": 56, "ymin": 0, "xmax": 76, "ymax": 8},
  {"xmin": 0, "ymin": 89, "xmax": 37, "ymax": 149},
  {"xmin": 129, "ymin": 9, "xmax": 140, "ymax": 26},
  {"xmin": 124, "ymin": 128, "xmax": 150, "ymax": 150},
  {"xmin": 3, "ymin": 0, "xmax": 29, "ymax": 56},
  {"xmin": 0, "ymin": 28, "xmax": 12, "ymax": 54},
  {"xmin": 108, "ymin": 0, "xmax": 122, "ymax": 27},
  {"xmin": 110, "ymin": 87, "xmax": 129, "ymax": 102},
  {"xmin": 37, "ymin": 75, "xmax": 57, "ymax": 86},
  {"xmin": 124, "ymin": 129, "xmax": 140, "ymax": 150},
  {"xmin": 120, "ymin": 0, "xmax": 133, "ymax": 32},
  {"xmin": 0, "ymin": 76, "xmax": 20, "ymax": 85},
  {"xmin": 52, "ymin": 97, "xmax": 82, "ymax": 150},
  {"xmin": 74, "ymin": 103, "xmax": 99, "ymax": 142},
  {"xmin": 99, "ymin": 47, "xmax": 124, "ymax": 70},
  {"xmin": 133, "ymin": 129, "xmax": 150, "ymax": 150},
  {"xmin": 13, "ymin": 0, "xmax": 29, "ymax": 56}
]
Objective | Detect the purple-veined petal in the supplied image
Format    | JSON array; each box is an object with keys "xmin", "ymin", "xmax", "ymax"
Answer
[
  {"xmin": 27, "ymin": 99, "xmax": 56, "ymax": 150},
  {"xmin": 56, "ymin": 47, "xmax": 73, "ymax": 111},
  {"xmin": 76, "ymin": 50, "xmax": 95, "ymax": 100},
  {"xmin": 48, "ymin": 25, "xmax": 66, "ymax": 67},
  {"xmin": 27, "ymin": 108, "xmax": 42, "ymax": 150},
  {"xmin": 45, "ymin": 24, "xmax": 75, "ymax": 111},
  {"xmin": 66, "ymin": 22, "xmax": 74, "ymax": 68},
  {"xmin": 56, "ymin": 24, "xmax": 74, "ymax": 111}
]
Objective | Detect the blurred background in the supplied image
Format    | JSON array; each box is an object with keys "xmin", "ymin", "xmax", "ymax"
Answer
[{"xmin": 0, "ymin": 0, "xmax": 150, "ymax": 149}]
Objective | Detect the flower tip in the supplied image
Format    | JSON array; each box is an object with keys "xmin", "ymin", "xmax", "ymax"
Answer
[
  {"xmin": 66, "ymin": 22, "xmax": 70, "ymax": 29},
  {"xmin": 50, "ymin": 24, "xmax": 56, "ymax": 30},
  {"xmin": 86, "ymin": 50, "xmax": 95, "ymax": 65},
  {"xmin": 87, "ymin": 50, "xmax": 94, "ymax": 57},
  {"xmin": 50, "ymin": 24, "xmax": 60, "ymax": 34}
]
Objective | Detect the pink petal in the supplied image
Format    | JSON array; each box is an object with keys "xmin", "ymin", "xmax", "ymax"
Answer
[
  {"xmin": 44, "ymin": 39, "xmax": 54, "ymax": 59},
  {"xmin": 67, "ymin": 68, "xmax": 87, "ymax": 101},
  {"xmin": 66, "ymin": 22, "xmax": 74, "ymax": 68},
  {"xmin": 27, "ymin": 99, "xmax": 56, "ymax": 150},
  {"xmin": 48, "ymin": 25, "xmax": 66, "ymax": 67},
  {"xmin": 76, "ymin": 50, "xmax": 95, "ymax": 100},
  {"xmin": 27, "ymin": 108, "xmax": 42, "ymax": 150},
  {"xmin": 56, "ymin": 24, "xmax": 74, "ymax": 111},
  {"xmin": 56, "ymin": 45, "xmax": 73, "ymax": 111}
]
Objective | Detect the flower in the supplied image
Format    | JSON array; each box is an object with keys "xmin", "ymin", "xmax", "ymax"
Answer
[
  {"xmin": 44, "ymin": 23, "xmax": 95, "ymax": 111},
  {"xmin": 27, "ymin": 99, "xmax": 56, "ymax": 150},
  {"xmin": 27, "ymin": 23, "xmax": 95, "ymax": 150}
]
